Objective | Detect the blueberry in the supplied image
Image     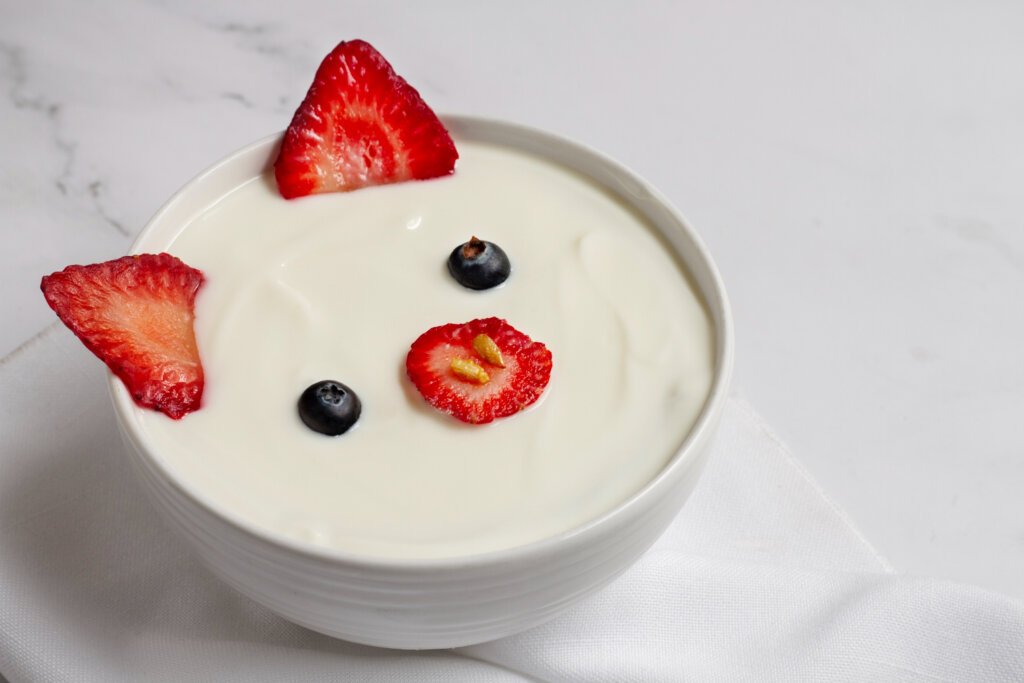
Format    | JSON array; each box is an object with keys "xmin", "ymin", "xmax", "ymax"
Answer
[
  {"xmin": 447, "ymin": 236, "xmax": 511, "ymax": 290},
  {"xmin": 298, "ymin": 380, "xmax": 361, "ymax": 436}
]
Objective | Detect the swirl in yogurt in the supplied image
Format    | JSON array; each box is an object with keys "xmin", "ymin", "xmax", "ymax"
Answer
[{"xmin": 134, "ymin": 140, "xmax": 714, "ymax": 559}]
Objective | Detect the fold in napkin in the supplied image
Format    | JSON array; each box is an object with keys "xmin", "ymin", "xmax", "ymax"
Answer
[{"xmin": 2, "ymin": 328, "xmax": 1022, "ymax": 682}]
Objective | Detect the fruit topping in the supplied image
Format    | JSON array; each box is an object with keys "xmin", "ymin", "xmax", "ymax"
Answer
[
  {"xmin": 274, "ymin": 39, "xmax": 458, "ymax": 199},
  {"xmin": 450, "ymin": 358, "xmax": 490, "ymax": 385},
  {"xmin": 406, "ymin": 318, "xmax": 552, "ymax": 424},
  {"xmin": 298, "ymin": 380, "xmax": 362, "ymax": 436},
  {"xmin": 40, "ymin": 253, "xmax": 205, "ymax": 419},
  {"xmin": 472, "ymin": 333, "xmax": 505, "ymax": 367},
  {"xmin": 447, "ymin": 237, "xmax": 511, "ymax": 290}
]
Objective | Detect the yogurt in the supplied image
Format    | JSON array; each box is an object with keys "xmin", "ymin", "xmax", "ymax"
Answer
[{"xmin": 134, "ymin": 139, "xmax": 714, "ymax": 559}]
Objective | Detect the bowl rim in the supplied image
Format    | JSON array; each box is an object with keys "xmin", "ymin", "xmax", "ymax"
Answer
[{"xmin": 111, "ymin": 114, "xmax": 735, "ymax": 571}]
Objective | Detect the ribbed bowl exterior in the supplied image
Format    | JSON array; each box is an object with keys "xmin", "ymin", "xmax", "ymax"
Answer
[
  {"xmin": 112, "ymin": 117, "xmax": 734, "ymax": 649},
  {"xmin": 119, "ymin": 416, "xmax": 718, "ymax": 649}
]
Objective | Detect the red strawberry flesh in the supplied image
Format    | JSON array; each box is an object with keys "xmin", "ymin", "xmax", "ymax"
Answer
[
  {"xmin": 406, "ymin": 318, "xmax": 553, "ymax": 424},
  {"xmin": 274, "ymin": 39, "xmax": 458, "ymax": 199},
  {"xmin": 40, "ymin": 253, "xmax": 205, "ymax": 419}
]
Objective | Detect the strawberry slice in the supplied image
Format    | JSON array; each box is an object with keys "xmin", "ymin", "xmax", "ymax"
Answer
[
  {"xmin": 41, "ymin": 253, "xmax": 205, "ymax": 419},
  {"xmin": 406, "ymin": 318, "xmax": 553, "ymax": 424},
  {"xmin": 274, "ymin": 39, "xmax": 458, "ymax": 199}
]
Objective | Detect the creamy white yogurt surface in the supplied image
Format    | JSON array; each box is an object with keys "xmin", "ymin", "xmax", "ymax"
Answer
[{"xmin": 135, "ymin": 141, "xmax": 714, "ymax": 558}]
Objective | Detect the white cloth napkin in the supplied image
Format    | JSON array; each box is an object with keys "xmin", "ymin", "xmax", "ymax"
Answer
[{"xmin": 2, "ymin": 327, "xmax": 1022, "ymax": 682}]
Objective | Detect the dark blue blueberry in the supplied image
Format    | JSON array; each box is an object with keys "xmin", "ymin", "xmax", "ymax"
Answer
[
  {"xmin": 298, "ymin": 380, "xmax": 361, "ymax": 436},
  {"xmin": 447, "ymin": 236, "xmax": 511, "ymax": 290}
]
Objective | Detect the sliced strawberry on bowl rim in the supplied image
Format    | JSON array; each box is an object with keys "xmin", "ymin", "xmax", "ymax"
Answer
[
  {"xmin": 406, "ymin": 317, "xmax": 553, "ymax": 425},
  {"xmin": 274, "ymin": 39, "xmax": 458, "ymax": 199},
  {"xmin": 40, "ymin": 253, "xmax": 205, "ymax": 419}
]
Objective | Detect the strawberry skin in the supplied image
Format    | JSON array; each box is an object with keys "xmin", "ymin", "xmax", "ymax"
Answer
[
  {"xmin": 406, "ymin": 318, "xmax": 553, "ymax": 424},
  {"xmin": 274, "ymin": 39, "xmax": 458, "ymax": 199},
  {"xmin": 41, "ymin": 253, "xmax": 205, "ymax": 419}
]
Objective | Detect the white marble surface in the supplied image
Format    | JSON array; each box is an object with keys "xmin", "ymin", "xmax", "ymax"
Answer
[{"xmin": 2, "ymin": 0, "xmax": 1022, "ymax": 606}]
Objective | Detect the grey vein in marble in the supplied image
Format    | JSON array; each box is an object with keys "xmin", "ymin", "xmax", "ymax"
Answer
[
  {"xmin": 935, "ymin": 215, "xmax": 1024, "ymax": 273},
  {"xmin": 0, "ymin": 324, "xmax": 59, "ymax": 371},
  {"xmin": 87, "ymin": 181, "xmax": 130, "ymax": 237},
  {"xmin": 221, "ymin": 91, "xmax": 255, "ymax": 109},
  {"xmin": 0, "ymin": 42, "xmax": 76, "ymax": 195},
  {"xmin": 0, "ymin": 41, "xmax": 130, "ymax": 237},
  {"xmin": 202, "ymin": 18, "xmax": 315, "ymax": 77}
]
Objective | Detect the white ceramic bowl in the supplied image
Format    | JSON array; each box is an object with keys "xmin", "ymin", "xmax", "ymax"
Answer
[{"xmin": 111, "ymin": 116, "xmax": 734, "ymax": 649}]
